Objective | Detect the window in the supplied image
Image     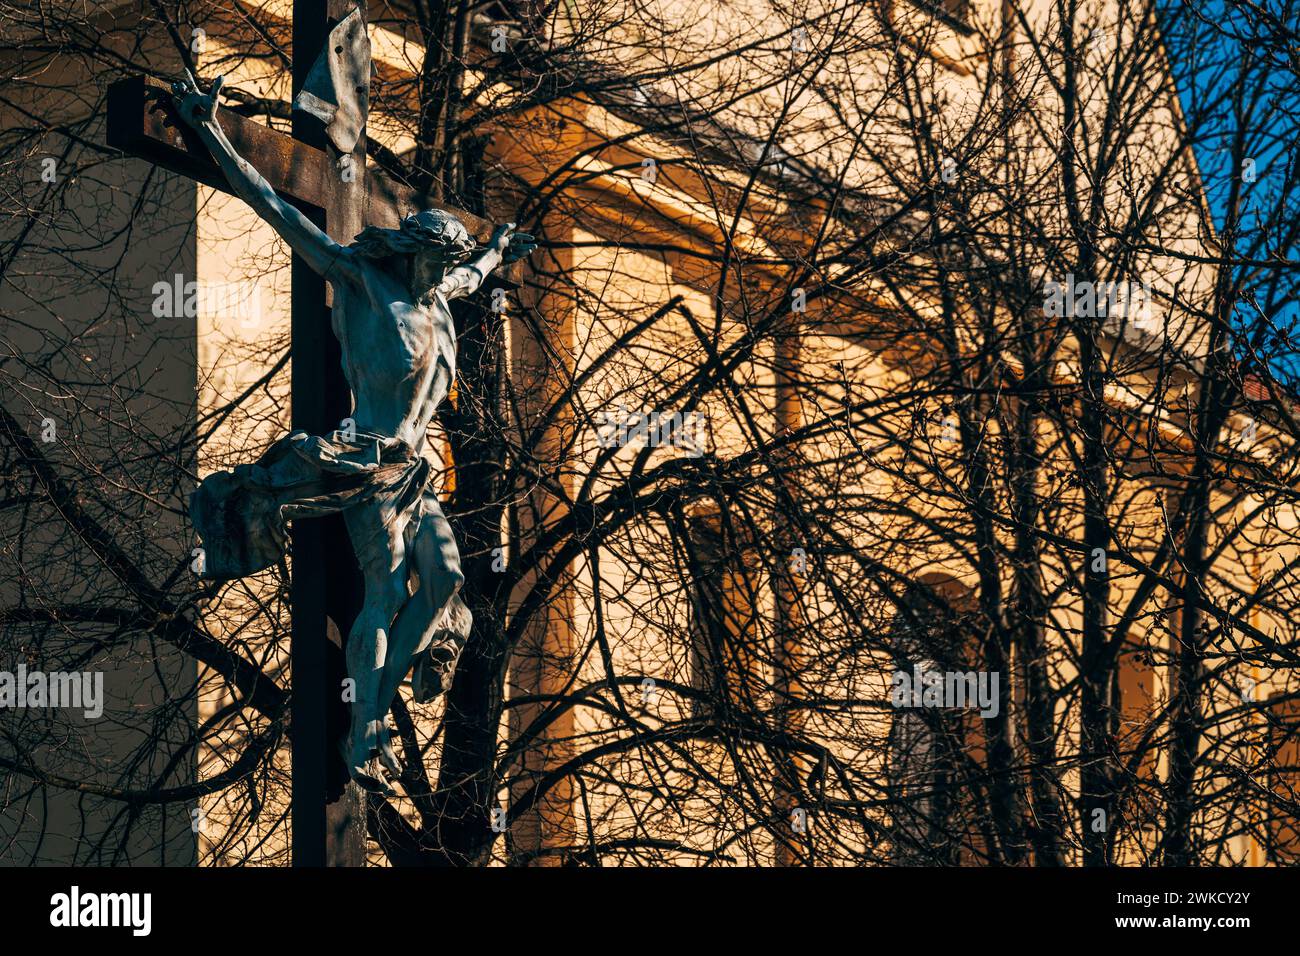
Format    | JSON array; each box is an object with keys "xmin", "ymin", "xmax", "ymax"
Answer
[
  {"xmin": 1266, "ymin": 694, "xmax": 1300, "ymax": 864},
  {"xmin": 887, "ymin": 576, "xmax": 989, "ymax": 865},
  {"xmin": 1115, "ymin": 639, "xmax": 1158, "ymax": 780},
  {"xmin": 1110, "ymin": 638, "xmax": 1161, "ymax": 843},
  {"xmin": 679, "ymin": 508, "xmax": 762, "ymax": 718}
]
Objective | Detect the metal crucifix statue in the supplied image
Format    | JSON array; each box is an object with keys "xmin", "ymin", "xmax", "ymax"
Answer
[{"xmin": 176, "ymin": 24, "xmax": 534, "ymax": 795}]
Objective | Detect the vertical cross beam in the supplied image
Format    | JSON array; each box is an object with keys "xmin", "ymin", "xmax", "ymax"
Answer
[{"xmin": 290, "ymin": 0, "xmax": 368, "ymax": 867}]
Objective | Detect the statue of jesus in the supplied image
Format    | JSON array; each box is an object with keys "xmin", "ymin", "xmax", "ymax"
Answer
[{"xmin": 173, "ymin": 72, "xmax": 535, "ymax": 794}]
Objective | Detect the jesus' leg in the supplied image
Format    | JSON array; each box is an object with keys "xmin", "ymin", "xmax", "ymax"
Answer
[
  {"xmin": 371, "ymin": 495, "xmax": 467, "ymax": 762},
  {"xmin": 342, "ymin": 502, "xmax": 412, "ymax": 790}
]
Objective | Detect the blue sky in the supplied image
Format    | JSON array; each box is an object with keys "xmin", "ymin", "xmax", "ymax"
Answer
[{"xmin": 1163, "ymin": 0, "xmax": 1300, "ymax": 380}]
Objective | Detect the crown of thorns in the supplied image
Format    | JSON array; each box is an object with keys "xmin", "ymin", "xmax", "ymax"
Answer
[{"xmin": 349, "ymin": 209, "xmax": 477, "ymax": 260}]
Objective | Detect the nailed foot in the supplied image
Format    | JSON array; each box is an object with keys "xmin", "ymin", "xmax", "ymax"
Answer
[{"xmin": 343, "ymin": 721, "xmax": 400, "ymax": 796}]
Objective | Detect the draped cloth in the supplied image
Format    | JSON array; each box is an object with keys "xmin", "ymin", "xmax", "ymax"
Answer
[{"xmin": 190, "ymin": 428, "xmax": 430, "ymax": 581}]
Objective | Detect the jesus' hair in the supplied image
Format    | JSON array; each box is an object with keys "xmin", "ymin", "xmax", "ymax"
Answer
[{"xmin": 349, "ymin": 211, "xmax": 477, "ymax": 261}]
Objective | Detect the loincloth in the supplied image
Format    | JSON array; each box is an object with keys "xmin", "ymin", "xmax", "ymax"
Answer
[{"xmin": 191, "ymin": 428, "xmax": 431, "ymax": 580}]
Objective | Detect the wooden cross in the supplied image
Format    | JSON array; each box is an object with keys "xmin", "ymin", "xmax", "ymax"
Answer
[{"xmin": 106, "ymin": 0, "xmax": 514, "ymax": 866}]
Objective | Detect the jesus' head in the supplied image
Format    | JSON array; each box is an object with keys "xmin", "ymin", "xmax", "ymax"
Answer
[{"xmin": 349, "ymin": 208, "xmax": 477, "ymax": 296}]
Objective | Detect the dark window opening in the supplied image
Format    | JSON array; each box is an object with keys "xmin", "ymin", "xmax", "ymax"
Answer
[
  {"xmin": 679, "ymin": 509, "xmax": 762, "ymax": 719},
  {"xmin": 887, "ymin": 577, "xmax": 990, "ymax": 865},
  {"xmin": 909, "ymin": 0, "xmax": 975, "ymax": 34}
]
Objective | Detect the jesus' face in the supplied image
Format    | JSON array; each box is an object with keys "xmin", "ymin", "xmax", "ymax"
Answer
[{"xmin": 408, "ymin": 246, "xmax": 461, "ymax": 298}]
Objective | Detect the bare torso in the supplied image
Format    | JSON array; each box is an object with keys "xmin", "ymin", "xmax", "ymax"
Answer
[{"xmin": 332, "ymin": 262, "xmax": 456, "ymax": 453}]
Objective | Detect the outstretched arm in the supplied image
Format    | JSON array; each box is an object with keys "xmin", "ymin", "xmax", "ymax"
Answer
[
  {"xmin": 171, "ymin": 72, "xmax": 358, "ymax": 284},
  {"xmin": 438, "ymin": 222, "xmax": 536, "ymax": 300}
]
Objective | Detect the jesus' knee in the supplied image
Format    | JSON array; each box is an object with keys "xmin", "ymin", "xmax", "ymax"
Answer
[
  {"xmin": 347, "ymin": 611, "xmax": 389, "ymax": 675},
  {"xmin": 413, "ymin": 540, "xmax": 463, "ymax": 612}
]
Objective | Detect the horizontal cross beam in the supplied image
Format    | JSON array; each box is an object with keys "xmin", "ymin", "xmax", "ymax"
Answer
[{"xmin": 106, "ymin": 75, "xmax": 521, "ymax": 282}]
